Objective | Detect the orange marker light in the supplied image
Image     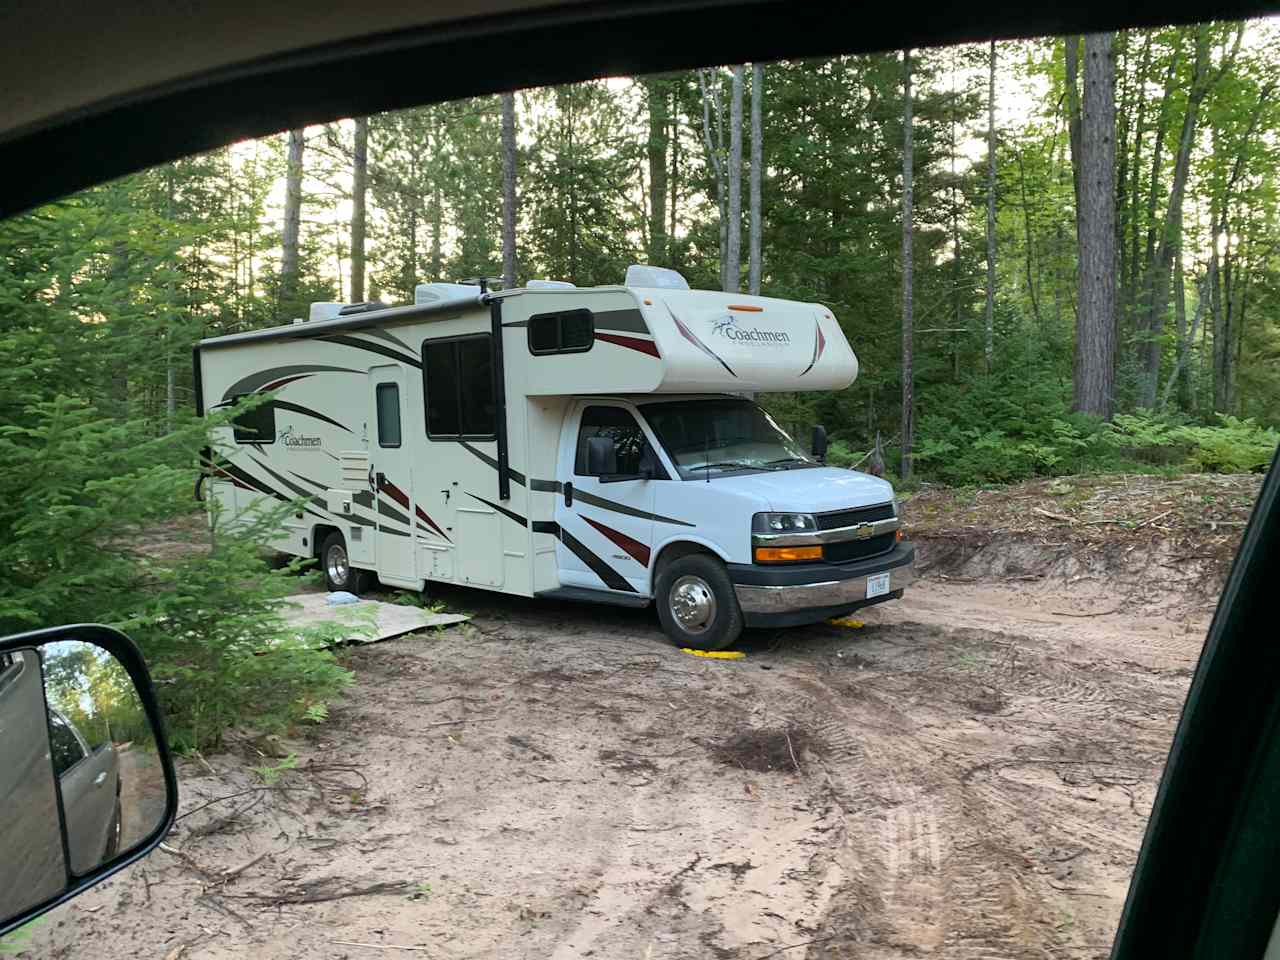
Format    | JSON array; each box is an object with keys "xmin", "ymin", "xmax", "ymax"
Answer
[
  {"xmin": 728, "ymin": 304, "xmax": 764, "ymax": 312},
  {"xmin": 643, "ymin": 298, "xmax": 653, "ymax": 305},
  {"xmin": 754, "ymin": 545, "xmax": 823, "ymax": 563}
]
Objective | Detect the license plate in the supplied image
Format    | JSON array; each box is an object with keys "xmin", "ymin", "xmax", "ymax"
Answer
[{"xmin": 866, "ymin": 572, "xmax": 891, "ymax": 599}]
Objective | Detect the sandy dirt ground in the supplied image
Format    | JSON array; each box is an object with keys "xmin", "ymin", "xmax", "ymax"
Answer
[{"xmin": 14, "ymin": 566, "xmax": 1211, "ymax": 960}]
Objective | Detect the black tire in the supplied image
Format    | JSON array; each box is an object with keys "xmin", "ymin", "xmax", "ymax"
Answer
[
  {"xmin": 103, "ymin": 797, "xmax": 122, "ymax": 860},
  {"xmin": 320, "ymin": 531, "xmax": 368, "ymax": 594},
  {"xmin": 654, "ymin": 553, "xmax": 744, "ymax": 651}
]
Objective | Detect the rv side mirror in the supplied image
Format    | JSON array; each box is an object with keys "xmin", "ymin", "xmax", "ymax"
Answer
[
  {"xmin": 0, "ymin": 625, "xmax": 177, "ymax": 939},
  {"xmin": 587, "ymin": 436, "xmax": 618, "ymax": 477},
  {"xmin": 812, "ymin": 425, "xmax": 829, "ymax": 463}
]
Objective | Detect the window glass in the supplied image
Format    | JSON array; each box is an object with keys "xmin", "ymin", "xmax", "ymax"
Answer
[
  {"xmin": 576, "ymin": 406, "xmax": 646, "ymax": 476},
  {"xmin": 528, "ymin": 309, "xmax": 594, "ymax": 355},
  {"xmin": 48, "ymin": 711, "xmax": 86, "ymax": 777},
  {"xmin": 231, "ymin": 395, "xmax": 275, "ymax": 444},
  {"xmin": 422, "ymin": 335, "xmax": 496, "ymax": 439},
  {"xmin": 376, "ymin": 383, "xmax": 401, "ymax": 447},
  {"xmin": 458, "ymin": 337, "xmax": 497, "ymax": 436},
  {"xmin": 640, "ymin": 398, "xmax": 812, "ymax": 479}
]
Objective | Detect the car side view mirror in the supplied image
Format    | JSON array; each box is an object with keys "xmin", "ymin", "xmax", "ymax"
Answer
[
  {"xmin": 587, "ymin": 435, "xmax": 618, "ymax": 476},
  {"xmin": 0, "ymin": 624, "xmax": 177, "ymax": 938},
  {"xmin": 811, "ymin": 424, "xmax": 829, "ymax": 463}
]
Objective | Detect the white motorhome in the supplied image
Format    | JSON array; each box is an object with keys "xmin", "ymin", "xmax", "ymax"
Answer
[{"xmin": 195, "ymin": 267, "xmax": 914, "ymax": 650}]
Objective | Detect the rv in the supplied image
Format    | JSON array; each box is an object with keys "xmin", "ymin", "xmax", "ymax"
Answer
[{"xmin": 194, "ymin": 266, "xmax": 915, "ymax": 650}]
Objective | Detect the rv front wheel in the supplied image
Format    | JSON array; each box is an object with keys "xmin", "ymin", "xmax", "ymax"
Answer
[
  {"xmin": 321, "ymin": 531, "xmax": 368, "ymax": 594},
  {"xmin": 655, "ymin": 553, "xmax": 743, "ymax": 652}
]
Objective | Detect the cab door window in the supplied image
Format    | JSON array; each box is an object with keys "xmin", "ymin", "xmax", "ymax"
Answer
[{"xmin": 575, "ymin": 406, "xmax": 647, "ymax": 477}]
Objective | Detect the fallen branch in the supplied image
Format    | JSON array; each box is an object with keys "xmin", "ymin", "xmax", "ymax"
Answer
[
  {"xmin": 1050, "ymin": 606, "xmax": 1125, "ymax": 618},
  {"xmin": 783, "ymin": 730, "xmax": 802, "ymax": 775},
  {"xmin": 219, "ymin": 852, "xmax": 269, "ymax": 883},
  {"xmin": 424, "ymin": 716, "xmax": 498, "ymax": 728},
  {"xmin": 756, "ymin": 936, "xmax": 835, "ymax": 958},
  {"xmin": 176, "ymin": 786, "xmax": 307, "ymax": 822},
  {"xmin": 1032, "ymin": 507, "xmax": 1076, "ymax": 524},
  {"xmin": 251, "ymin": 880, "xmax": 414, "ymax": 906},
  {"xmin": 1135, "ymin": 509, "xmax": 1175, "ymax": 529},
  {"xmin": 330, "ymin": 942, "xmax": 430, "ymax": 952}
]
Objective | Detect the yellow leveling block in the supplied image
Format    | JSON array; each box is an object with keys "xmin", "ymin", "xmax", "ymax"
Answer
[
  {"xmin": 680, "ymin": 648, "xmax": 746, "ymax": 660},
  {"xmin": 828, "ymin": 617, "xmax": 866, "ymax": 629}
]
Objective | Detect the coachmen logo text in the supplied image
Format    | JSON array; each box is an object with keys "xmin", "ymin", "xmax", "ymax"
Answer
[
  {"xmin": 710, "ymin": 314, "xmax": 790, "ymax": 345},
  {"xmin": 281, "ymin": 428, "xmax": 323, "ymax": 449}
]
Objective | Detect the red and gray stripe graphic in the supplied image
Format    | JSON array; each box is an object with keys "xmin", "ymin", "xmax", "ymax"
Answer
[
  {"xmin": 580, "ymin": 515, "xmax": 650, "ymax": 567},
  {"xmin": 798, "ymin": 318, "xmax": 827, "ymax": 377},
  {"xmin": 531, "ymin": 521, "xmax": 635, "ymax": 593},
  {"xmin": 377, "ymin": 474, "xmax": 451, "ymax": 542},
  {"xmin": 666, "ymin": 304, "xmax": 736, "ymax": 377}
]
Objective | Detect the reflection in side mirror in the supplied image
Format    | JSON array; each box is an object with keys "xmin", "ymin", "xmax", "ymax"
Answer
[{"xmin": 0, "ymin": 626, "xmax": 176, "ymax": 937}]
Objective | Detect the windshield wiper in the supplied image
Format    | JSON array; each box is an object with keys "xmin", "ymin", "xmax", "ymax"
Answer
[
  {"xmin": 763, "ymin": 457, "xmax": 810, "ymax": 468},
  {"xmin": 697, "ymin": 461, "xmax": 756, "ymax": 472}
]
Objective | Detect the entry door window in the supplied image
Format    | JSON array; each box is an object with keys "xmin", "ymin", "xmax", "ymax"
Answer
[{"xmin": 376, "ymin": 383, "xmax": 401, "ymax": 447}]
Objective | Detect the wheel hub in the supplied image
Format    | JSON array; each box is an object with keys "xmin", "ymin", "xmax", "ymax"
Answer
[
  {"xmin": 326, "ymin": 544, "xmax": 349, "ymax": 586},
  {"xmin": 670, "ymin": 574, "xmax": 717, "ymax": 634}
]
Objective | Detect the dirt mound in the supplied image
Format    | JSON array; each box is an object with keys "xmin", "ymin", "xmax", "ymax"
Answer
[
  {"xmin": 904, "ymin": 472, "xmax": 1262, "ymax": 611},
  {"xmin": 710, "ymin": 725, "xmax": 819, "ymax": 774}
]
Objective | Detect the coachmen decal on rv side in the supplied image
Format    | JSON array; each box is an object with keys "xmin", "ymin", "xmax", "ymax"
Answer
[
  {"xmin": 280, "ymin": 428, "xmax": 323, "ymax": 449},
  {"xmin": 710, "ymin": 313, "xmax": 790, "ymax": 345}
]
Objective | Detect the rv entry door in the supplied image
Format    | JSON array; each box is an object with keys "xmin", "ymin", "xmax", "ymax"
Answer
[
  {"xmin": 367, "ymin": 365, "xmax": 416, "ymax": 587},
  {"xmin": 554, "ymin": 404, "xmax": 656, "ymax": 596}
]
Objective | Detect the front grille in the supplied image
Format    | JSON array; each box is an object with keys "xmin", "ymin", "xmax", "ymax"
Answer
[
  {"xmin": 815, "ymin": 501, "xmax": 894, "ymax": 531},
  {"xmin": 824, "ymin": 532, "xmax": 896, "ymax": 564}
]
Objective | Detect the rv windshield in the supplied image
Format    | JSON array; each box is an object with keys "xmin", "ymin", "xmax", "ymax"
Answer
[{"xmin": 639, "ymin": 398, "xmax": 813, "ymax": 479}]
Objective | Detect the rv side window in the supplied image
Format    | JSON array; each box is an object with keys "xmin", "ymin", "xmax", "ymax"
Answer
[
  {"xmin": 422, "ymin": 334, "xmax": 496, "ymax": 439},
  {"xmin": 375, "ymin": 383, "xmax": 401, "ymax": 447},
  {"xmin": 528, "ymin": 309, "xmax": 594, "ymax": 355},
  {"xmin": 230, "ymin": 395, "xmax": 275, "ymax": 444},
  {"xmin": 575, "ymin": 406, "xmax": 646, "ymax": 477}
]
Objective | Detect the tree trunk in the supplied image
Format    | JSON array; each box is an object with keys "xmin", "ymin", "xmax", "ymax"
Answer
[
  {"xmin": 1072, "ymin": 33, "xmax": 1117, "ymax": 419},
  {"xmin": 351, "ymin": 117, "xmax": 369, "ymax": 303},
  {"xmin": 645, "ymin": 77, "xmax": 669, "ymax": 266},
  {"xmin": 280, "ymin": 127, "xmax": 306, "ymax": 312},
  {"xmin": 669, "ymin": 86, "xmax": 680, "ymax": 262},
  {"xmin": 1064, "ymin": 37, "xmax": 1083, "ymax": 221},
  {"xmin": 1138, "ymin": 27, "xmax": 1214, "ymax": 407},
  {"xmin": 900, "ymin": 49, "xmax": 915, "ymax": 482},
  {"xmin": 429, "ymin": 121, "xmax": 443, "ymax": 280},
  {"xmin": 500, "ymin": 92, "xmax": 519, "ymax": 288},
  {"xmin": 725, "ymin": 65, "xmax": 745, "ymax": 293},
  {"xmin": 985, "ymin": 39, "xmax": 997, "ymax": 369},
  {"xmin": 698, "ymin": 70, "xmax": 728, "ymax": 290},
  {"xmin": 748, "ymin": 63, "xmax": 763, "ymax": 296}
]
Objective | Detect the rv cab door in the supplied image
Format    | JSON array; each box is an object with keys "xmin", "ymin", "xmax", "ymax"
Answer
[{"xmin": 553, "ymin": 403, "xmax": 657, "ymax": 596}]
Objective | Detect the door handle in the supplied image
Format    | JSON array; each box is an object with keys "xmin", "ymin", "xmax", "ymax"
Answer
[
  {"xmin": 93, "ymin": 771, "xmax": 107, "ymax": 788},
  {"xmin": 564, "ymin": 482, "xmax": 573, "ymax": 507},
  {"xmin": 441, "ymin": 489, "xmax": 450, "ymax": 503},
  {"xmin": 376, "ymin": 471, "xmax": 386, "ymax": 489}
]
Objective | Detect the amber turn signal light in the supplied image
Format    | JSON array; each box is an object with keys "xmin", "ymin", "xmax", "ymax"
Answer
[
  {"xmin": 754, "ymin": 545, "xmax": 823, "ymax": 563},
  {"xmin": 896, "ymin": 529, "xmax": 904, "ymax": 541}
]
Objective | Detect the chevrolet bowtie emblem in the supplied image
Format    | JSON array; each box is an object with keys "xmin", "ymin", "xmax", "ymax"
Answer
[{"xmin": 853, "ymin": 523, "xmax": 874, "ymax": 540}]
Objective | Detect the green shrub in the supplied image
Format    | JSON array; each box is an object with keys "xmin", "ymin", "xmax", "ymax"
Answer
[{"xmin": 117, "ymin": 500, "xmax": 355, "ymax": 752}]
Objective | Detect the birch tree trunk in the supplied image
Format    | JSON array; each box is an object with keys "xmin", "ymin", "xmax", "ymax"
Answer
[
  {"xmin": 985, "ymin": 40, "xmax": 997, "ymax": 370},
  {"xmin": 280, "ymin": 127, "xmax": 306, "ymax": 312},
  {"xmin": 645, "ymin": 77, "xmax": 669, "ymax": 266},
  {"xmin": 501, "ymin": 91, "xmax": 519, "ymax": 289},
  {"xmin": 1072, "ymin": 33, "xmax": 1117, "ymax": 419},
  {"xmin": 748, "ymin": 63, "xmax": 763, "ymax": 296},
  {"xmin": 900, "ymin": 49, "xmax": 915, "ymax": 481},
  {"xmin": 698, "ymin": 70, "xmax": 728, "ymax": 290},
  {"xmin": 725, "ymin": 65, "xmax": 745, "ymax": 293},
  {"xmin": 351, "ymin": 117, "xmax": 368, "ymax": 303}
]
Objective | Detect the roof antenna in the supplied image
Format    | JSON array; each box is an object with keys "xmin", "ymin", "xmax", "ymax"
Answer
[{"xmin": 460, "ymin": 277, "xmax": 504, "ymax": 295}]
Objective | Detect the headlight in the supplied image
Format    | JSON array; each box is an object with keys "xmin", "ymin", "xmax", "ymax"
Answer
[{"xmin": 752, "ymin": 512, "xmax": 817, "ymax": 534}]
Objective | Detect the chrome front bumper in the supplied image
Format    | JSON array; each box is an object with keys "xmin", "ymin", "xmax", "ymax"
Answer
[{"xmin": 730, "ymin": 543, "xmax": 916, "ymax": 626}]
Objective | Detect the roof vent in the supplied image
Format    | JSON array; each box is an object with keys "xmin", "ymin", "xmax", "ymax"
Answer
[
  {"xmin": 624, "ymin": 264, "xmax": 690, "ymax": 290},
  {"xmin": 527, "ymin": 279, "xmax": 577, "ymax": 289},
  {"xmin": 338, "ymin": 301, "xmax": 384, "ymax": 316},
  {"xmin": 308, "ymin": 302, "xmax": 345, "ymax": 322},
  {"xmin": 415, "ymin": 282, "xmax": 481, "ymax": 306}
]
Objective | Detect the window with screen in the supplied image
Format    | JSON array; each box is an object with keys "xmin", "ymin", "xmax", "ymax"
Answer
[
  {"xmin": 528, "ymin": 309, "xmax": 594, "ymax": 355},
  {"xmin": 376, "ymin": 383, "xmax": 401, "ymax": 447},
  {"xmin": 575, "ymin": 406, "xmax": 647, "ymax": 477},
  {"xmin": 230, "ymin": 395, "xmax": 276, "ymax": 444},
  {"xmin": 422, "ymin": 334, "xmax": 496, "ymax": 439}
]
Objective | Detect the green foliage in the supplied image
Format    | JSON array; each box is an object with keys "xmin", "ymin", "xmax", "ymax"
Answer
[
  {"xmin": 252, "ymin": 753, "xmax": 300, "ymax": 785},
  {"xmin": 1106, "ymin": 412, "xmax": 1278, "ymax": 473},
  {"xmin": 118, "ymin": 501, "xmax": 353, "ymax": 752}
]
